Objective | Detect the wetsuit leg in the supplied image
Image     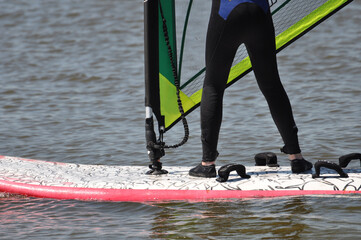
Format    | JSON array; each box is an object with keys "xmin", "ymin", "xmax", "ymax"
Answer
[
  {"xmin": 201, "ymin": 1, "xmax": 244, "ymax": 162},
  {"xmin": 201, "ymin": 1, "xmax": 301, "ymax": 162},
  {"xmin": 242, "ymin": 7, "xmax": 301, "ymax": 154}
]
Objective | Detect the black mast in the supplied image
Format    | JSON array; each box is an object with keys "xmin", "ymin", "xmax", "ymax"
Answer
[
  {"xmin": 144, "ymin": 0, "xmax": 167, "ymax": 175},
  {"xmin": 144, "ymin": 0, "xmax": 159, "ymax": 114}
]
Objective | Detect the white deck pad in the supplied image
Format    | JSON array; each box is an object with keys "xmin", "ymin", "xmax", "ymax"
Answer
[{"xmin": 0, "ymin": 155, "xmax": 360, "ymax": 202}]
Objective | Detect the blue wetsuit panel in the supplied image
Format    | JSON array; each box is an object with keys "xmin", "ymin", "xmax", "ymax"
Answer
[{"xmin": 218, "ymin": 0, "xmax": 269, "ymax": 20}]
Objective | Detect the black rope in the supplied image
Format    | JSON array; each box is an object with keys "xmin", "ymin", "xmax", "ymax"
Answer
[
  {"xmin": 269, "ymin": 0, "xmax": 278, "ymax": 7},
  {"xmin": 158, "ymin": 0, "xmax": 189, "ymax": 149}
]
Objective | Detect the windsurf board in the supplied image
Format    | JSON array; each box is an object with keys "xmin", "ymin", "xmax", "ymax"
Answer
[{"xmin": 0, "ymin": 155, "xmax": 360, "ymax": 202}]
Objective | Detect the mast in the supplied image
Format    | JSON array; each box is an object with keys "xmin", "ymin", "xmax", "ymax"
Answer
[
  {"xmin": 144, "ymin": 0, "xmax": 167, "ymax": 175},
  {"xmin": 144, "ymin": 0, "xmax": 159, "ymax": 120}
]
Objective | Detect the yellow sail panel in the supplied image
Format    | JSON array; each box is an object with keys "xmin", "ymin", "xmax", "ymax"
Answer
[{"xmin": 159, "ymin": 73, "xmax": 196, "ymax": 129}]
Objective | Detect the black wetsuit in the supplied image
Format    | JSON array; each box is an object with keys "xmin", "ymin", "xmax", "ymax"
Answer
[{"xmin": 201, "ymin": 0, "xmax": 301, "ymax": 162}]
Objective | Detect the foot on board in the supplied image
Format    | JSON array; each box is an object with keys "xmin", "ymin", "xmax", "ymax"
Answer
[
  {"xmin": 189, "ymin": 163, "xmax": 216, "ymax": 178},
  {"xmin": 290, "ymin": 159, "xmax": 313, "ymax": 173}
]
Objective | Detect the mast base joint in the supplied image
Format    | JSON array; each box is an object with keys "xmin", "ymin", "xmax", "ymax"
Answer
[{"xmin": 146, "ymin": 161, "xmax": 168, "ymax": 175}]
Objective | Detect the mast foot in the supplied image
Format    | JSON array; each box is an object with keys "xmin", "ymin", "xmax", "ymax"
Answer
[{"xmin": 146, "ymin": 161, "xmax": 168, "ymax": 175}]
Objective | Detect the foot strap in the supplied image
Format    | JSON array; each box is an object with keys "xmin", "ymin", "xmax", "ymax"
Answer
[
  {"xmin": 216, "ymin": 164, "xmax": 250, "ymax": 182},
  {"xmin": 254, "ymin": 152, "xmax": 279, "ymax": 167},
  {"xmin": 312, "ymin": 160, "xmax": 348, "ymax": 178},
  {"xmin": 339, "ymin": 153, "xmax": 361, "ymax": 168}
]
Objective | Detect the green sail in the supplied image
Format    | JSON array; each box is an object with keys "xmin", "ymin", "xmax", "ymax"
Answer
[{"xmin": 155, "ymin": 0, "xmax": 353, "ymax": 131}]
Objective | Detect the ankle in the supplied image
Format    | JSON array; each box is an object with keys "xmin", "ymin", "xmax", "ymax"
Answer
[
  {"xmin": 202, "ymin": 161, "xmax": 215, "ymax": 166},
  {"xmin": 288, "ymin": 153, "xmax": 303, "ymax": 160}
]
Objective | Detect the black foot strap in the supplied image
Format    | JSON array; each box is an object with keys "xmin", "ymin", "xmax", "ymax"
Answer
[
  {"xmin": 339, "ymin": 153, "xmax": 361, "ymax": 168},
  {"xmin": 146, "ymin": 161, "xmax": 168, "ymax": 175},
  {"xmin": 216, "ymin": 164, "xmax": 251, "ymax": 182},
  {"xmin": 312, "ymin": 160, "xmax": 348, "ymax": 178},
  {"xmin": 254, "ymin": 152, "xmax": 279, "ymax": 167}
]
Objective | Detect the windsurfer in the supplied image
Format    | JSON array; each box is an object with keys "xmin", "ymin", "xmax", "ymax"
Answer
[{"xmin": 189, "ymin": 0, "xmax": 313, "ymax": 178}]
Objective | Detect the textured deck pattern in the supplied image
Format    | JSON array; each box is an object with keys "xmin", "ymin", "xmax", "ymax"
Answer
[{"xmin": 1, "ymin": 155, "xmax": 361, "ymax": 192}]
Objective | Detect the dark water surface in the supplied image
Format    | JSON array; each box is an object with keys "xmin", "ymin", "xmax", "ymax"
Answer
[{"xmin": 0, "ymin": 0, "xmax": 360, "ymax": 239}]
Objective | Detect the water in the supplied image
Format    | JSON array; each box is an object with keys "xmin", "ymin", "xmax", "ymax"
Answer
[{"xmin": 0, "ymin": 0, "xmax": 360, "ymax": 239}]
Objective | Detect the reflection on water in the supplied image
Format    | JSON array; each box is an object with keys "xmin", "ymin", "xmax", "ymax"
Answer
[
  {"xmin": 149, "ymin": 196, "xmax": 361, "ymax": 239},
  {"xmin": 0, "ymin": 0, "xmax": 360, "ymax": 239},
  {"xmin": 149, "ymin": 198, "xmax": 312, "ymax": 239},
  {"xmin": 1, "ymin": 194, "xmax": 361, "ymax": 239}
]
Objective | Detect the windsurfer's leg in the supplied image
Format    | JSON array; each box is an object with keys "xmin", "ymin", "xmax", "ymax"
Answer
[
  {"xmin": 244, "ymin": 9, "xmax": 312, "ymax": 172},
  {"xmin": 245, "ymin": 10, "xmax": 302, "ymax": 155},
  {"xmin": 190, "ymin": 1, "xmax": 240, "ymax": 177},
  {"xmin": 201, "ymin": 3, "xmax": 241, "ymax": 164}
]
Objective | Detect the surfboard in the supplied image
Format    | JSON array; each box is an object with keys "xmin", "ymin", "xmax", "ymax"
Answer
[{"xmin": 1, "ymin": 155, "xmax": 360, "ymax": 202}]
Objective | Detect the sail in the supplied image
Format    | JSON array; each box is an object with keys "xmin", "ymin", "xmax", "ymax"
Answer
[{"xmin": 145, "ymin": 0, "xmax": 353, "ymax": 133}]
